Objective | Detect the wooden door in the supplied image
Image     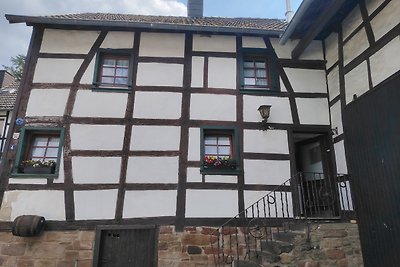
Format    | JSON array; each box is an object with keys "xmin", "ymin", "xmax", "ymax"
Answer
[{"xmin": 93, "ymin": 225, "xmax": 158, "ymax": 267}]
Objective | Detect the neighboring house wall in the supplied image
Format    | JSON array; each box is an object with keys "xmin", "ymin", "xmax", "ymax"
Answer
[
  {"xmin": 0, "ymin": 27, "xmax": 330, "ymax": 226},
  {"xmin": 324, "ymin": 0, "xmax": 400, "ymax": 175}
]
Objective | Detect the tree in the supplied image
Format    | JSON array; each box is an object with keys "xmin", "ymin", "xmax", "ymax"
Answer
[{"xmin": 2, "ymin": 54, "xmax": 26, "ymax": 81}]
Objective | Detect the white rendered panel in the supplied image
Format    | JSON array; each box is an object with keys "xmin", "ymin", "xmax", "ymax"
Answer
[
  {"xmin": 70, "ymin": 124, "xmax": 125, "ymax": 150},
  {"xmin": 370, "ymin": 38, "xmax": 400, "ymax": 86},
  {"xmin": 100, "ymin": 31, "xmax": 134, "ymax": 49},
  {"xmin": 8, "ymin": 179, "xmax": 47, "ymax": 185},
  {"xmin": 75, "ymin": 190, "xmax": 118, "ymax": 220},
  {"xmin": 243, "ymin": 95, "xmax": 292, "ymax": 123},
  {"xmin": 244, "ymin": 191, "xmax": 293, "ymax": 218},
  {"xmin": 296, "ymin": 98, "xmax": 330, "ymax": 125},
  {"xmin": 208, "ymin": 57, "xmax": 236, "ymax": 89},
  {"xmin": 342, "ymin": 5, "xmax": 363, "ymax": 40},
  {"xmin": 72, "ymin": 157, "xmax": 121, "ymax": 184},
  {"xmin": 366, "ymin": 0, "xmax": 385, "ymax": 15},
  {"xmin": 137, "ymin": 63, "xmax": 183, "ymax": 87},
  {"xmin": 139, "ymin": 32, "xmax": 185, "ymax": 57},
  {"xmin": 325, "ymin": 33, "xmax": 339, "ymax": 69},
  {"xmin": 72, "ymin": 90, "xmax": 128, "ymax": 118},
  {"xmin": 130, "ymin": 126, "xmax": 181, "ymax": 151},
  {"xmin": 190, "ymin": 94, "xmax": 236, "ymax": 121},
  {"xmin": 327, "ymin": 66, "xmax": 340, "ymax": 99},
  {"xmin": 193, "ymin": 35, "xmax": 236, "ymax": 52},
  {"xmin": 133, "ymin": 91, "xmax": 182, "ymax": 119},
  {"xmin": 334, "ymin": 141, "xmax": 348, "ymax": 174},
  {"xmin": 284, "ymin": 68, "xmax": 327, "ymax": 93},
  {"xmin": 126, "ymin": 156, "xmax": 179, "ymax": 183},
  {"xmin": 187, "ymin": 167, "xmax": 202, "ymax": 182},
  {"xmin": 26, "ymin": 89, "xmax": 69, "ymax": 117},
  {"xmin": 0, "ymin": 191, "xmax": 65, "ymax": 221},
  {"xmin": 345, "ymin": 61, "xmax": 369, "ymax": 104},
  {"xmin": 34, "ymin": 59, "xmax": 83, "ymax": 83},
  {"xmin": 370, "ymin": 0, "xmax": 400, "ymax": 40},
  {"xmin": 244, "ymin": 159, "xmax": 291, "ymax": 185},
  {"xmin": 41, "ymin": 29, "xmax": 99, "ymax": 53},
  {"xmin": 188, "ymin": 128, "xmax": 200, "ymax": 161},
  {"xmin": 205, "ymin": 175, "xmax": 237, "ymax": 183},
  {"xmin": 81, "ymin": 59, "xmax": 95, "ymax": 84},
  {"xmin": 186, "ymin": 190, "xmax": 238, "ymax": 217},
  {"xmin": 343, "ymin": 28, "xmax": 369, "ymax": 66},
  {"xmin": 301, "ymin": 40, "xmax": 324, "ymax": 60},
  {"xmin": 191, "ymin": 57, "xmax": 204, "ymax": 87},
  {"xmin": 244, "ymin": 130, "xmax": 289, "ymax": 154},
  {"xmin": 123, "ymin": 190, "xmax": 176, "ymax": 218},
  {"xmin": 330, "ymin": 101, "xmax": 343, "ymax": 136},
  {"xmin": 270, "ymin": 38, "xmax": 299, "ymax": 58},
  {"xmin": 242, "ymin": 36, "xmax": 266, "ymax": 48}
]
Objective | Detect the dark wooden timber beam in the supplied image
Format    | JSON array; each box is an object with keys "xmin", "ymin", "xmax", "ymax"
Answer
[{"xmin": 291, "ymin": 0, "xmax": 346, "ymax": 59}]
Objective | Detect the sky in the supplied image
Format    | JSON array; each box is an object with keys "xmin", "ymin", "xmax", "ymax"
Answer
[{"xmin": 0, "ymin": 0, "xmax": 302, "ymax": 69}]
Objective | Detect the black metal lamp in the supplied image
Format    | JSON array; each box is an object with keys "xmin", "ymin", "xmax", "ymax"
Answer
[{"xmin": 258, "ymin": 105, "xmax": 272, "ymax": 131}]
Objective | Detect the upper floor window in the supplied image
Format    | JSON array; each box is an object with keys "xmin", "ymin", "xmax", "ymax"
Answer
[{"xmin": 93, "ymin": 49, "xmax": 133, "ymax": 92}]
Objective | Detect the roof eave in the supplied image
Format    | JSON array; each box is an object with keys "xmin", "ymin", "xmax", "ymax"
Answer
[{"xmin": 5, "ymin": 14, "xmax": 284, "ymax": 37}]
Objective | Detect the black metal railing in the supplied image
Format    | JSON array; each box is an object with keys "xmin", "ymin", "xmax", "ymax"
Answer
[{"xmin": 210, "ymin": 172, "xmax": 354, "ymax": 266}]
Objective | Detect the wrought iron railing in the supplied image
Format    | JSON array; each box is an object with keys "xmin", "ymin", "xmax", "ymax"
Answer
[{"xmin": 210, "ymin": 172, "xmax": 354, "ymax": 266}]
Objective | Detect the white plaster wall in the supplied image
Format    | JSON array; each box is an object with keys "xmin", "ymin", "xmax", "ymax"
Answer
[
  {"xmin": 242, "ymin": 36, "xmax": 266, "ymax": 48},
  {"xmin": 370, "ymin": 37, "xmax": 400, "ymax": 86},
  {"xmin": 243, "ymin": 130, "xmax": 289, "ymax": 154},
  {"xmin": 75, "ymin": 190, "xmax": 118, "ymax": 220},
  {"xmin": 301, "ymin": 41, "xmax": 324, "ymax": 60},
  {"xmin": 40, "ymin": 29, "xmax": 99, "ymax": 54},
  {"xmin": 342, "ymin": 5, "xmax": 363, "ymax": 40},
  {"xmin": 191, "ymin": 56, "xmax": 204, "ymax": 87},
  {"xmin": 284, "ymin": 68, "xmax": 327, "ymax": 93},
  {"xmin": 26, "ymin": 89, "xmax": 69, "ymax": 117},
  {"xmin": 100, "ymin": 31, "xmax": 134, "ymax": 49},
  {"xmin": 130, "ymin": 126, "xmax": 181, "ymax": 151},
  {"xmin": 330, "ymin": 102, "xmax": 343, "ymax": 136},
  {"xmin": 53, "ymin": 154, "xmax": 65, "ymax": 184},
  {"xmin": 243, "ymin": 95, "xmax": 292, "ymax": 123},
  {"xmin": 8, "ymin": 178, "xmax": 47, "ymax": 185},
  {"xmin": 205, "ymin": 175, "xmax": 237, "ymax": 183},
  {"xmin": 344, "ymin": 61, "xmax": 369, "ymax": 104},
  {"xmin": 70, "ymin": 124, "xmax": 125, "ymax": 150},
  {"xmin": 72, "ymin": 157, "xmax": 121, "ymax": 184},
  {"xmin": 81, "ymin": 60, "xmax": 95, "ymax": 84},
  {"xmin": 126, "ymin": 156, "xmax": 179, "ymax": 183},
  {"xmin": 296, "ymin": 98, "xmax": 330, "ymax": 125},
  {"xmin": 188, "ymin": 128, "xmax": 200, "ymax": 161},
  {"xmin": 0, "ymin": 191, "xmax": 65, "ymax": 221},
  {"xmin": 244, "ymin": 191, "xmax": 293, "ymax": 217},
  {"xmin": 186, "ymin": 190, "xmax": 238, "ymax": 217},
  {"xmin": 123, "ymin": 190, "xmax": 177, "ymax": 218},
  {"xmin": 190, "ymin": 94, "xmax": 236, "ymax": 121},
  {"xmin": 208, "ymin": 57, "xmax": 237, "ymax": 89},
  {"xmin": 334, "ymin": 141, "xmax": 348, "ymax": 174},
  {"xmin": 33, "ymin": 58, "xmax": 83, "ymax": 83},
  {"xmin": 193, "ymin": 34, "xmax": 236, "ymax": 52},
  {"xmin": 370, "ymin": 0, "xmax": 400, "ymax": 40},
  {"xmin": 343, "ymin": 28, "xmax": 369, "ymax": 66},
  {"xmin": 72, "ymin": 90, "xmax": 128, "ymax": 118},
  {"xmin": 366, "ymin": 0, "xmax": 385, "ymax": 15},
  {"xmin": 137, "ymin": 63, "xmax": 183, "ymax": 87},
  {"xmin": 187, "ymin": 167, "xmax": 202, "ymax": 182},
  {"xmin": 324, "ymin": 33, "xmax": 339, "ymax": 69},
  {"xmin": 133, "ymin": 92, "xmax": 182, "ymax": 119},
  {"xmin": 244, "ymin": 159, "xmax": 291, "ymax": 185},
  {"xmin": 279, "ymin": 78, "xmax": 288, "ymax": 92},
  {"xmin": 270, "ymin": 38, "xmax": 323, "ymax": 60},
  {"xmin": 327, "ymin": 66, "xmax": 340, "ymax": 100},
  {"xmin": 139, "ymin": 32, "xmax": 185, "ymax": 57}
]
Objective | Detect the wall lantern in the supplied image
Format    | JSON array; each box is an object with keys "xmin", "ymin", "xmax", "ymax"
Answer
[{"xmin": 258, "ymin": 105, "xmax": 272, "ymax": 131}]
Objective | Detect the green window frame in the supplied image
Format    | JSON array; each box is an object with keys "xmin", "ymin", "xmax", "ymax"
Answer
[
  {"xmin": 239, "ymin": 48, "xmax": 280, "ymax": 94},
  {"xmin": 200, "ymin": 126, "xmax": 240, "ymax": 175},
  {"xmin": 92, "ymin": 49, "xmax": 134, "ymax": 92},
  {"xmin": 12, "ymin": 127, "xmax": 65, "ymax": 178}
]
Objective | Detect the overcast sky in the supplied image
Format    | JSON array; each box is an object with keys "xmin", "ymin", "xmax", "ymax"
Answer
[{"xmin": 0, "ymin": 0, "xmax": 302, "ymax": 68}]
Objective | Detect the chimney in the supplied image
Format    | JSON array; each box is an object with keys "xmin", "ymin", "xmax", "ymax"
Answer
[
  {"xmin": 285, "ymin": 0, "xmax": 294, "ymax": 22},
  {"xmin": 187, "ymin": 0, "xmax": 204, "ymax": 18}
]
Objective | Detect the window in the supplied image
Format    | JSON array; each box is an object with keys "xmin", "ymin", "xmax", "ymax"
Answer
[
  {"xmin": 13, "ymin": 127, "xmax": 64, "ymax": 177},
  {"xmin": 93, "ymin": 49, "xmax": 133, "ymax": 91},
  {"xmin": 201, "ymin": 127, "xmax": 239, "ymax": 174},
  {"xmin": 240, "ymin": 48, "xmax": 279, "ymax": 93}
]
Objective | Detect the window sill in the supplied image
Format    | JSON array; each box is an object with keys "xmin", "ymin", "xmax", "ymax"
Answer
[
  {"xmin": 239, "ymin": 89, "xmax": 282, "ymax": 96},
  {"xmin": 92, "ymin": 86, "xmax": 132, "ymax": 93},
  {"xmin": 11, "ymin": 172, "xmax": 59, "ymax": 179},
  {"xmin": 200, "ymin": 168, "xmax": 241, "ymax": 175}
]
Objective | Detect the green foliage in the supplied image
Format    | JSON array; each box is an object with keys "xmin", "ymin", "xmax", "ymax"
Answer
[{"xmin": 2, "ymin": 54, "xmax": 26, "ymax": 81}]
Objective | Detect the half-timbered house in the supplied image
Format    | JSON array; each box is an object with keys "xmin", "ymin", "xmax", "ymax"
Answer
[{"xmin": 0, "ymin": 0, "xmax": 398, "ymax": 266}]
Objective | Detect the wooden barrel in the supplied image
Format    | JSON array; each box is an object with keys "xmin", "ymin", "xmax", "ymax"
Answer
[{"xmin": 12, "ymin": 215, "xmax": 45, "ymax": 237}]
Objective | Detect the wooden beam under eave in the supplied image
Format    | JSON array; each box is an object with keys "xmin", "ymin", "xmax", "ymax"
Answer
[{"xmin": 291, "ymin": 0, "xmax": 346, "ymax": 59}]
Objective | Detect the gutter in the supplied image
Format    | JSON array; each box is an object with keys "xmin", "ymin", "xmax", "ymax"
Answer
[
  {"xmin": 279, "ymin": 0, "xmax": 315, "ymax": 44},
  {"xmin": 5, "ymin": 14, "xmax": 284, "ymax": 37}
]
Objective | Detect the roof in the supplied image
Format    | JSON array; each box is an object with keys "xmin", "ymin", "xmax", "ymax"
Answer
[
  {"xmin": 0, "ymin": 81, "xmax": 19, "ymax": 111},
  {"xmin": 6, "ymin": 13, "xmax": 287, "ymax": 36}
]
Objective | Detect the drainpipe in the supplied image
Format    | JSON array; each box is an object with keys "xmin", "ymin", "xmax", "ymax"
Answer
[{"xmin": 285, "ymin": 0, "xmax": 294, "ymax": 22}]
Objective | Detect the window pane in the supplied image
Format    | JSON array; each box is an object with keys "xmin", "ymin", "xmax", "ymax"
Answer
[
  {"xmin": 256, "ymin": 69, "xmax": 267, "ymax": 78},
  {"xmin": 218, "ymin": 137, "xmax": 230, "ymax": 145},
  {"xmin": 101, "ymin": 77, "xmax": 114, "ymax": 84},
  {"xmin": 115, "ymin": 77, "xmax": 128, "ymax": 85},
  {"xmin": 102, "ymin": 67, "xmax": 114, "ymax": 76},
  {"xmin": 205, "ymin": 146, "xmax": 217, "ymax": 155},
  {"xmin": 103, "ymin": 59, "xmax": 115, "ymax": 66},
  {"xmin": 256, "ymin": 79, "xmax": 268, "ymax": 86},
  {"xmin": 205, "ymin": 137, "xmax": 217, "ymax": 145},
  {"xmin": 31, "ymin": 147, "xmax": 46, "ymax": 158},
  {"xmin": 33, "ymin": 137, "xmax": 48, "ymax": 147},
  {"xmin": 218, "ymin": 146, "xmax": 231, "ymax": 155},
  {"xmin": 244, "ymin": 69, "xmax": 255, "ymax": 77},
  {"xmin": 116, "ymin": 59, "xmax": 129, "ymax": 67},
  {"xmin": 48, "ymin": 137, "xmax": 60, "ymax": 147},
  {"xmin": 46, "ymin": 148, "xmax": 59, "ymax": 158},
  {"xmin": 244, "ymin": 78, "xmax": 256, "ymax": 85},
  {"xmin": 116, "ymin": 68, "xmax": 129, "ymax": 77},
  {"xmin": 255, "ymin": 61, "xmax": 266, "ymax": 68},
  {"xmin": 243, "ymin": 61, "xmax": 254, "ymax": 68}
]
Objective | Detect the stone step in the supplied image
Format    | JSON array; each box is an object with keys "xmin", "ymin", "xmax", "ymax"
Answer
[
  {"xmin": 232, "ymin": 260, "xmax": 263, "ymax": 267},
  {"xmin": 248, "ymin": 250, "xmax": 281, "ymax": 264},
  {"xmin": 260, "ymin": 240, "xmax": 294, "ymax": 254}
]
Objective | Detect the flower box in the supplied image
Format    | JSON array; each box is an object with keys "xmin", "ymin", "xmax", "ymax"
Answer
[
  {"xmin": 203, "ymin": 156, "xmax": 237, "ymax": 170},
  {"xmin": 22, "ymin": 166, "xmax": 55, "ymax": 174},
  {"xmin": 19, "ymin": 160, "xmax": 56, "ymax": 174}
]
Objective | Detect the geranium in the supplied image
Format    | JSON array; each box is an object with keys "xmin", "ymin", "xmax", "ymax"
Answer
[{"xmin": 203, "ymin": 156, "xmax": 236, "ymax": 169}]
